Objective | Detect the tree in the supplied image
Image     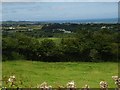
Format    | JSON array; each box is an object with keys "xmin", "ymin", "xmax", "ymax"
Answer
[{"xmin": 37, "ymin": 39, "xmax": 56, "ymax": 61}]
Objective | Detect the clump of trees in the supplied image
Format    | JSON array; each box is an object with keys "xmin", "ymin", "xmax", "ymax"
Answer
[{"xmin": 2, "ymin": 29, "xmax": 120, "ymax": 62}]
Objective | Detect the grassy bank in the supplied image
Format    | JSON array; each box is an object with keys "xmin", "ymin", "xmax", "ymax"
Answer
[{"xmin": 2, "ymin": 60, "xmax": 118, "ymax": 88}]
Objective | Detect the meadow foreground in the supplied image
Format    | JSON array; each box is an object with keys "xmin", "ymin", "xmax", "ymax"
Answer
[{"xmin": 2, "ymin": 60, "xmax": 118, "ymax": 88}]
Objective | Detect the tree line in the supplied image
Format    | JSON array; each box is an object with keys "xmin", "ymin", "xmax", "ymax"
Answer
[{"xmin": 2, "ymin": 29, "xmax": 120, "ymax": 62}]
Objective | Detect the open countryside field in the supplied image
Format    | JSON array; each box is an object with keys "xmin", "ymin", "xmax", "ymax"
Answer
[
  {"xmin": 37, "ymin": 37, "xmax": 62, "ymax": 44},
  {"xmin": 2, "ymin": 60, "xmax": 118, "ymax": 88},
  {"xmin": 37, "ymin": 37, "xmax": 77, "ymax": 45}
]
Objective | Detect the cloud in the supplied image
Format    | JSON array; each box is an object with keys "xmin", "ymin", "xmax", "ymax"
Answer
[{"xmin": 1, "ymin": 0, "xmax": 119, "ymax": 2}]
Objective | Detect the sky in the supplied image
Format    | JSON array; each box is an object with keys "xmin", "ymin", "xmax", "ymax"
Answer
[
  {"xmin": 1, "ymin": 0, "xmax": 120, "ymax": 2},
  {"xmin": 2, "ymin": 2, "xmax": 118, "ymax": 21}
]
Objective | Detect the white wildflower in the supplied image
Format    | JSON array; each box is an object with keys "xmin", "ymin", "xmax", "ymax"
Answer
[
  {"xmin": 112, "ymin": 76, "xmax": 120, "ymax": 88},
  {"xmin": 99, "ymin": 81, "xmax": 108, "ymax": 90},
  {"xmin": 7, "ymin": 75, "xmax": 16, "ymax": 83},
  {"xmin": 37, "ymin": 82, "xmax": 52, "ymax": 90},
  {"xmin": 66, "ymin": 80, "xmax": 76, "ymax": 89},
  {"xmin": 82, "ymin": 84, "xmax": 90, "ymax": 90},
  {"xmin": 112, "ymin": 76, "xmax": 118, "ymax": 81}
]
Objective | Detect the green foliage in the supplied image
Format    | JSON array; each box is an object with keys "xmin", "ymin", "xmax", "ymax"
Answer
[
  {"xmin": 2, "ymin": 27, "xmax": 119, "ymax": 62},
  {"xmin": 89, "ymin": 49, "xmax": 100, "ymax": 62},
  {"xmin": 41, "ymin": 39, "xmax": 56, "ymax": 51},
  {"xmin": 2, "ymin": 33, "xmax": 39, "ymax": 60}
]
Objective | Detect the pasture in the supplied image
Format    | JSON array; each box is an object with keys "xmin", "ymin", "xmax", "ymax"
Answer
[
  {"xmin": 2, "ymin": 60, "xmax": 118, "ymax": 88},
  {"xmin": 37, "ymin": 38, "xmax": 62, "ymax": 44}
]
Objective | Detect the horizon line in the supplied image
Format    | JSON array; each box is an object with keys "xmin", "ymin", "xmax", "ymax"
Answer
[{"xmin": 1, "ymin": 18, "xmax": 118, "ymax": 22}]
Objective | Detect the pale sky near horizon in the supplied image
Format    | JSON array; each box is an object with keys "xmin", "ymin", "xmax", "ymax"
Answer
[
  {"xmin": 1, "ymin": 0, "xmax": 120, "ymax": 2},
  {"xmin": 2, "ymin": 2, "xmax": 118, "ymax": 21}
]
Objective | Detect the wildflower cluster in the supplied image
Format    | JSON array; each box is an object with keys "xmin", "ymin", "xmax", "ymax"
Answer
[
  {"xmin": 37, "ymin": 82, "xmax": 52, "ymax": 90},
  {"xmin": 81, "ymin": 84, "xmax": 90, "ymax": 90},
  {"xmin": 99, "ymin": 81, "xmax": 108, "ymax": 90},
  {"xmin": 66, "ymin": 80, "xmax": 76, "ymax": 90},
  {"xmin": 112, "ymin": 76, "xmax": 120, "ymax": 88},
  {"xmin": 2, "ymin": 75, "xmax": 120, "ymax": 89},
  {"xmin": 2, "ymin": 75, "xmax": 23, "ymax": 88},
  {"xmin": 7, "ymin": 75, "xmax": 16, "ymax": 87},
  {"xmin": 66, "ymin": 81, "xmax": 76, "ymax": 90}
]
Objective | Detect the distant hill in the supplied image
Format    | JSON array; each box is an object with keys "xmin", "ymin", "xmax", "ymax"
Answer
[
  {"xmin": 41, "ymin": 18, "xmax": 118, "ymax": 24},
  {"xmin": 2, "ymin": 18, "xmax": 118, "ymax": 24}
]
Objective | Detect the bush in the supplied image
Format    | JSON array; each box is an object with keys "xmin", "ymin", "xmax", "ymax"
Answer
[
  {"xmin": 2, "ymin": 29, "xmax": 119, "ymax": 62},
  {"xmin": 11, "ymin": 52, "xmax": 26, "ymax": 60}
]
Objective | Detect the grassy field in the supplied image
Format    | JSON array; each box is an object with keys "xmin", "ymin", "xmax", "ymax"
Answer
[
  {"xmin": 37, "ymin": 38, "xmax": 62, "ymax": 44},
  {"xmin": 37, "ymin": 37, "xmax": 76, "ymax": 45},
  {"xmin": 2, "ymin": 60, "xmax": 118, "ymax": 88}
]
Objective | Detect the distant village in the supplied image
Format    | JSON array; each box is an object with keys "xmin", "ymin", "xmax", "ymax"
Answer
[{"xmin": 2, "ymin": 22, "xmax": 119, "ymax": 37}]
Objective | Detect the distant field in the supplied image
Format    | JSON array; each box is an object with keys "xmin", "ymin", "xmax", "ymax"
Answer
[
  {"xmin": 37, "ymin": 37, "xmax": 76, "ymax": 44},
  {"xmin": 37, "ymin": 38, "xmax": 62, "ymax": 44},
  {"xmin": 2, "ymin": 61, "xmax": 118, "ymax": 88}
]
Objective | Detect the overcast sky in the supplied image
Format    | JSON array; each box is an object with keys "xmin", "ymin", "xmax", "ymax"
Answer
[{"xmin": 2, "ymin": 2, "xmax": 118, "ymax": 21}]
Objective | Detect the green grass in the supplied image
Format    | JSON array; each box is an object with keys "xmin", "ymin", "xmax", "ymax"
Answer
[
  {"xmin": 0, "ymin": 61, "xmax": 2, "ymax": 87},
  {"xmin": 2, "ymin": 60, "xmax": 118, "ymax": 88},
  {"xmin": 37, "ymin": 37, "xmax": 76, "ymax": 45},
  {"xmin": 37, "ymin": 38, "xmax": 62, "ymax": 44}
]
